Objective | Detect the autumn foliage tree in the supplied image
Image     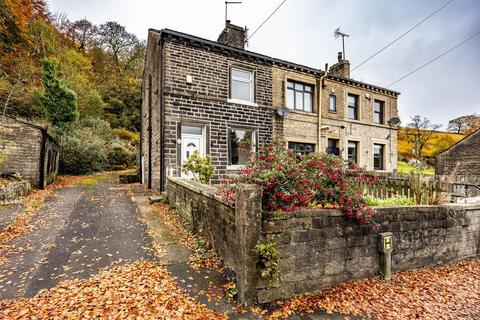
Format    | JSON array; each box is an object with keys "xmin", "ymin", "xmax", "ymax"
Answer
[{"xmin": 447, "ymin": 114, "xmax": 480, "ymax": 135}]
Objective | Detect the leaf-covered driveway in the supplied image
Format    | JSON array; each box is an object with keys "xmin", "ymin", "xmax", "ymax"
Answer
[{"xmin": 0, "ymin": 174, "xmax": 155, "ymax": 300}]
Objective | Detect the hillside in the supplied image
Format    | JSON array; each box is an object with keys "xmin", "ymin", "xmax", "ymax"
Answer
[{"xmin": 397, "ymin": 127, "xmax": 465, "ymax": 161}]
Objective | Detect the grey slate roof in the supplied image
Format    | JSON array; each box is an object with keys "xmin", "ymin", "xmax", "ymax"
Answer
[{"xmin": 152, "ymin": 28, "xmax": 400, "ymax": 96}]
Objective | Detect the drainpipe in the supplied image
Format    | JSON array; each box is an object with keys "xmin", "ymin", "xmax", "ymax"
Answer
[
  {"xmin": 317, "ymin": 64, "xmax": 329, "ymax": 151},
  {"xmin": 38, "ymin": 130, "xmax": 47, "ymax": 189}
]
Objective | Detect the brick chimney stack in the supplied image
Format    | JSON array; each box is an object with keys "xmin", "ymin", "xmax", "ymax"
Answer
[
  {"xmin": 217, "ymin": 20, "xmax": 246, "ymax": 50},
  {"xmin": 329, "ymin": 51, "xmax": 350, "ymax": 78}
]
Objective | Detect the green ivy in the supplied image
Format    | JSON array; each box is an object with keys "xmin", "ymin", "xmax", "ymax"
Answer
[{"xmin": 255, "ymin": 242, "xmax": 279, "ymax": 279}]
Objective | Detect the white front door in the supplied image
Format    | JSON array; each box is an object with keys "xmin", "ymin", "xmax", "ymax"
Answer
[{"xmin": 181, "ymin": 127, "xmax": 205, "ymax": 179}]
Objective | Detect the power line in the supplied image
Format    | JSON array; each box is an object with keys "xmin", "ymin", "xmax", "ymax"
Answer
[
  {"xmin": 351, "ymin": 0, "xmax": 455, "ymax": 72},
  {"xmin": 247, "ymin": 0, "xmax": 287, "ymax": 41},
  {"xmin": 386, "ymin": 30, "xmax": 480, "ymax": 88}
]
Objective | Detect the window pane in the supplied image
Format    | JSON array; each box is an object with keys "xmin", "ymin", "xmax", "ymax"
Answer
[
  {"xmin": 287, "ymin": 81, "xmax": 294, "ymax": 88},
  {"xmin": 181, "ymin": 126, "xmax": 202, "ymax": 135},
  {"xmin": 374, "ymin": 113, "xmax": 381, "ymax": 124},
  {"xmin": 374, "ymin": 101, "xmax": 381, "ymax": 112},
  {"xmin": 373, "ymin": 144, "xmax": 384, "ymax": 170},
  {"xmin": 348, "ymin": 141, "xmax": 357, "ymax": 163},
  {"xmin": 304, "ymin": 85, "xmax": 312, "ymax": 92},
  {"xmin": 230, "ymin": 129, "xmax": 254, "ymax": 165},
  {"xmin": 294, "ymin": 83, "xmax": 303, "ymax": 90},
  {"xmin": 287, "ymin": 89, "xmax": 295, "ymax": 109},
  {"xmin": 288, "ymin": 142, "xmax": 315, "ymax": 156},
  {"xmin": 348, "ymin": 106, "xmax": 356, "ymax": 120},
  {"xmin": 348, "ymin": 95, "xmax": 356, "ymax": 107},
  {"xmin": 304, "ymin": 93, "xmax": 312, "ymax": 112},
  {"xmin": 231, "ymin": 79, "xmax": 251, "ymax": 101},
  {"xmin": 231, "ymin": 68, "xmax": 251, "ymax": 80},
  {"xmin": 326, "ymin": 139, "xmax": 339, "ymax": 155},
  {"xmin": 329, "ymin": 95, "xmax": 336, "ymax": 112},
  {"xmin": 295, "ymin": 91, "xmax": 303, "ymax": 110}
]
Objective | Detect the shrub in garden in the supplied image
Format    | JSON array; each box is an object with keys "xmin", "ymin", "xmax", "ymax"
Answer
[
  {"xmin": 59, "ymin": 117, "xmax": 137, "ymax": 174},
  {"xmin": 216, "ymin": 142, "xmax": 378, "ymax": 224},
  {"xmin": 112, "ymin": 128, "xmax": 140, "ymax": 146},
  {"xmin": 107, "ymin": 143, "xmax": 136, "ymax": 170},
  {"xmin": 181, "ymin": 150, "xmax": 215, "ymax": 184}
]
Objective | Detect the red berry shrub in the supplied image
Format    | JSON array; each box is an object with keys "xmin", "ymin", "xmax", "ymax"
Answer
[{"xmin": 215, "ymin": 142, "xmax": 378, "ymax": 224}]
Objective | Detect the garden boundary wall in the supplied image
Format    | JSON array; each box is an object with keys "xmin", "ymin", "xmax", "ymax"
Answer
[
  {"xmin": 166, "ymin": 177, "xmax": 480, "ymax": 304},
  {"xmin": 0, "ymin": 180, "xmax": 32, "ymax": 205}
]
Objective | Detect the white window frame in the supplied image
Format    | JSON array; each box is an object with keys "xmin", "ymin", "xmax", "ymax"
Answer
[
  {"xmin": 227, "ymin": 127, "xmax": 257, "ymax": 170},
  {"xmin": 228, "ymin": 67, "xmax": 254, "ymax": 104}
]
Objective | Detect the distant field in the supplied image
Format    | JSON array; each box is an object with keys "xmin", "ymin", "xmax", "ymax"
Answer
[
  {"xmin": 397, "ymin": 161, "xmax": 434, "ymax": 175},
  {"xmin": 397, "ymin": 128, "xmax": 465, "ymax": 159}
]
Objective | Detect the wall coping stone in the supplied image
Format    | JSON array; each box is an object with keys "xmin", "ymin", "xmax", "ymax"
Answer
[
  {"xmin": 167, "ymin": 177, "xmax": 233, "ymax": 208},
  {"xmin": 263, "ymin": 203, "xmax": 480, "ymax": 222}
]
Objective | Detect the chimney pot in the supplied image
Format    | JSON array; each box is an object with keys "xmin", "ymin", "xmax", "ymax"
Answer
[{"xmin": 337, "ymin": 52, "xmax": 343, "ymax": 62}]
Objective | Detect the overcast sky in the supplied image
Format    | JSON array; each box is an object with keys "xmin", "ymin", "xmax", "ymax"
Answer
[{"xmin": 48, "ymin": 0, "xmax": 480, "ymax": 128}]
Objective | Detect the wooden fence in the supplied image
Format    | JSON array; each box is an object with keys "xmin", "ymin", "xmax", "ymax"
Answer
[{"xmin": 361, "ymin": 173, "xmax": 480, "ymax": 205}]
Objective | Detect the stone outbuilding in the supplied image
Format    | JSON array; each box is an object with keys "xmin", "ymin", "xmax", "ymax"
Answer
[
  {"xmin": 435, "ymin": 128, "xmax": 480, "ymax": 176},
  {"xmin": 0, "ymin": 115, "xmax": 60, "ymax": 189}
]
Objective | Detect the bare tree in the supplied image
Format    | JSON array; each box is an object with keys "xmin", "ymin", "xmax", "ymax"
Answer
[
  {"xmin": 97, "ymin": 21, "xmax": 138, "ymax": 71},
  {"xmin": 406, "ymin": 115, "xmax": 442, "ymax": 159},
  {"xmin": 68, "ymin": 19, "xmax": 98, "ymax": 51},
  {"xmin": 447, "ymin": 114, "xmax": 480, "ymax": 134}
]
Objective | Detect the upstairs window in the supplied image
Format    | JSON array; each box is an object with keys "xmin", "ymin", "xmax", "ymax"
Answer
[
  {"xmin": 230, "ymin": 67, "xmax": 253, "ymax": 102},
  {"xmin": 229, "ymin": 128, "xmax": 256, "ymax": 166},
  {"xmin": 374, "ymin": 100, "xmax": 384, "ymax": 124},
  {"xmin": 287, "ymin": 81, "xmax": 313, "ymax": 112},
  {"xmin": 348, "ymin": 94, "xmax": 359, "ymax": 120},
  {"xmin": 329, "ymin": 94, "xmax": 337, "ymax": 112}
]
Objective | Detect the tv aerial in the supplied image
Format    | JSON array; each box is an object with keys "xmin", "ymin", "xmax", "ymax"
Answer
[
  {"xmin": 225, "ymin": 1, "xmax": 242, "ymax": 24},
  {"xmin": 334, "ymin": 27, "xmax": 350, "ymax": 60}
]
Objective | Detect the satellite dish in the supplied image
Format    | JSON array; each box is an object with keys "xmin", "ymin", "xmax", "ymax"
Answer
[
  {"xmin": 276, "ymin": 106, "xmax": 290, "ymax": 117},
  {"xmin": 388, "ymin": 116, "xmax": 401, "ymax": 126}
]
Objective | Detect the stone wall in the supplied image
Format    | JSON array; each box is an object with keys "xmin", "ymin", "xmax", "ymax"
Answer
[
  {"xmin": 271, "ymin": 67, "xmax": 399, "ymax": 172},
  {"xmin": 141, "ymin": 30, "xmax": 163, "ymax": 190},
  {"xmin": 166, "ymin": 177, "xmax": 262, "ymax": 303},
  {"xmin": 166, "ymin": 178, "xmax": 480, "ymax": 304},
  {"xmin": 161, "ymin": 37, "xmax": 274, "ymax": 184},
  {"xmin": 1, "ymin": 116, "xmax": 42, "ymax": 186},
  {"xmin": 259, "ymin": 204, "xmax": 480, "ymax": 303},
  {"xmin": 0, "ymin": 116, "xmax": 59, "ymax": 189},
  {"xmin": 436, "ymin": 129, "xmax": 480, "ymax": 176},
  {"xmin": 0, "ymin": 180, "xmax": 32, "ymax": 205}
]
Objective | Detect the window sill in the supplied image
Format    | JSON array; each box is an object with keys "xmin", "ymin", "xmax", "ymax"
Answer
[
  {"xmin": 227, "ymin": 165, "xmax": 245, "ymax": 171},
  {"xmin": 227, "ymin": 99, "xmax": 258, "ymax": 107},
  {"xmin": 287, "ymin": 109, "xmax": 317, "ymax": 116}
]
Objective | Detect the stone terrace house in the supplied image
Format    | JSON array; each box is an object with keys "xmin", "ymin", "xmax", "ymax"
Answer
[
  {"xmin": 436, "ymin": 128, "xmax": 480, "ymax": 176},
  {"xmin": 0, "ymin": 115, "xmax": 60, "ymax": 189},
  {"xmin": 141, "ymin": 22, "xmax": 400, "ymax": 191}
]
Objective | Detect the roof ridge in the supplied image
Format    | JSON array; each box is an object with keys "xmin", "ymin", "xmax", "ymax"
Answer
[{"xmin": 155, "ymin": 28, "xmax": 400, "ymax": 96}]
